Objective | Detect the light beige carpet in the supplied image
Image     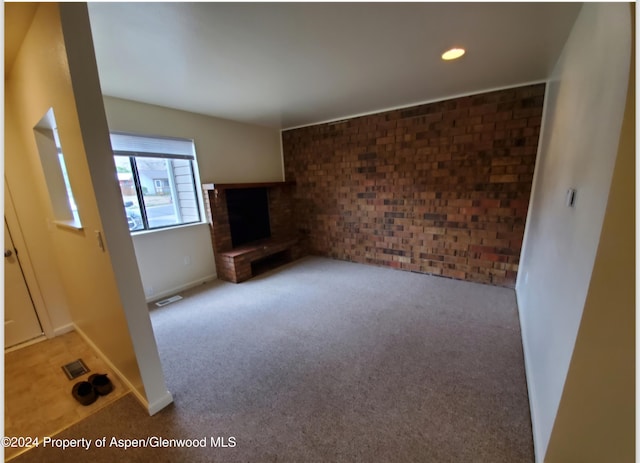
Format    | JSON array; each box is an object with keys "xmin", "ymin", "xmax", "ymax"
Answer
[{"xmin": 12, "ymin": 256, "xmax": 534, "ymax": 462}]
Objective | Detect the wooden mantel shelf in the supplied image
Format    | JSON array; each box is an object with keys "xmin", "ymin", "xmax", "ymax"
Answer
[{"xmin": 202, "ymin": 181, "xmax": 295, "ymax": 191}]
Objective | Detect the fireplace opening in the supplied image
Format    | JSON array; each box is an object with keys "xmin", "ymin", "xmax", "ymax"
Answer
[{"xmin": 226, "ymin": 187, "xmax": 271, "ymax": 248}]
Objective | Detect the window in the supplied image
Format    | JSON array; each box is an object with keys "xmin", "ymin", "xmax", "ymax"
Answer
[
  {"xmin": 57, "ymin": 152, "xmax": 79, "ymax": 219},
  {"xmin": 111, "ymin": 133, "xmax": 202, "ymax": 232},
  {"xmin": 33, "ymin": 108, "xmax": 82, "ymax": 229}
]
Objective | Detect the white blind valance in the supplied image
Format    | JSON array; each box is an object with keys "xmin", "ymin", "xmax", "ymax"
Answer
[{"xmin": 110, "ymin": 132, "xmax": 195, "ymax": 159}]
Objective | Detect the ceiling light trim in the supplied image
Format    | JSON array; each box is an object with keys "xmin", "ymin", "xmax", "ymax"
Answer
[{"xmin": 442, "ymin": 47, "xmax": 466, "ymax": 61}]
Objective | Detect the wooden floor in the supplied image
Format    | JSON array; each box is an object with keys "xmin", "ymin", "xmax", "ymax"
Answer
[{"xmin": 4, "ymin": 331, "xmax": 129, "ymax": 461}]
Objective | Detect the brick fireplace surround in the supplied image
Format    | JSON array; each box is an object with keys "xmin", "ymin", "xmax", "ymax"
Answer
[
  {"xmin": 282, "ymin": 84, "xmax": 544, "ymax": 287},
  {"xmin": 203, "ymin": 182, "xmax": 303, "ymax": 283}
]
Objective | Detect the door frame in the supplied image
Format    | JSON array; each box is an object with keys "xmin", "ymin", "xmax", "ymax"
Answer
[{"xmin": 4, "ymin": 180, "xmax": 54, "ymax": 339}]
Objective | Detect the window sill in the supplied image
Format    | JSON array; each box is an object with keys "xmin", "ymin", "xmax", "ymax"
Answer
[
  {"xmin": 53, "ymin": 219, "xmax": 83, "ymax": 231},
  {"xmin": 130, "ymin": 221, "xmax": 208, "ymax": 237}
]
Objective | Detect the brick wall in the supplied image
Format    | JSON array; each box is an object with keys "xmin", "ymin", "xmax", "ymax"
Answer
[{"xmin": 282, "ymin": 84, "xmax": 545, "ymax": 287}]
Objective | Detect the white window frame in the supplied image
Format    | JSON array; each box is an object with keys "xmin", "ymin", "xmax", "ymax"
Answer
[{"xmin": 110, "ymin": 132, "xmax": 205, "ymax": 233}]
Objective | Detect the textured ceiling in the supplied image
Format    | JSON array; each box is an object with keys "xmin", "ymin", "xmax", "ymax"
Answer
[{"xmin": 87, "ymin": 2, "xmax": 581, "ymax": 129}]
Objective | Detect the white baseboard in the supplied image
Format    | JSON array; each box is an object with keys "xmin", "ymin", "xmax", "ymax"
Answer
[
  {"xmin": 4, "ymin": 335, "xmax": 46, "ymax": 353},
  {"xmin": 145, "ymin": 274, "xmax": 216, "ymax": 303},
  {"xmin": 73, "ymin": 324, "xmax": 151, "ymax": 414},
  {"xmin": 53, "ymin": 323, "xmax": 75, "ymax": 337},
  {"xmin": 515, "ymin": 288, "xmax": 542, "ymax": 463},
  {"xmin": 147, "ymin": 391, "xmax": 174, "ymax": 416}
]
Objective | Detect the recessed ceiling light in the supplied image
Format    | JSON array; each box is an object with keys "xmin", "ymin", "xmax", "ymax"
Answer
[{"xmin": 442, "ymin": 47, "xmax": 466, "ymax": 61}]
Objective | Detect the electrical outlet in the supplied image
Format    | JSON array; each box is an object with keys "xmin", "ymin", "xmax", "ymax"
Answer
[{"xmin": 184, "ymin": 255, "xmax": 192, "ymax": 266}]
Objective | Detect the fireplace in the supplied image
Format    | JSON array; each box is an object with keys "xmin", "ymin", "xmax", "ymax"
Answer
[
  {"xmin": 203, "ymin": 181, "xmax": 303, "ymax": 282},
  {"xmin": 226, "ymin": 187, "xmax": 271, "ymax": 247}
]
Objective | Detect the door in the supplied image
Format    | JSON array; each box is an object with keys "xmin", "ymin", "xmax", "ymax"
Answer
[{"xmin": 4, "ymin": 219, "xmax": 43, "ymax": 348}]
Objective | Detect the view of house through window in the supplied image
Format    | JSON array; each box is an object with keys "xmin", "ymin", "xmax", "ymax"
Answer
[{"xmin": 111, "ymin": 133, "xmax": 202, "ymax": 232}]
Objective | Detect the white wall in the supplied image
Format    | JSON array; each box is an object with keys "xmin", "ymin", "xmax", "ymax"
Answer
[
  {"xmin": 5, "ymin": 114, "xmax": 73, "ymax": 337},
  {"xmin": 102, "ymin": 96, "xmax": 283, "ymax": 184},
  {"xmin": 131, "ymin": 225, "xmax": 216, "ymax": 301},
  {"xmin": 59, "ymin": 3, "xmax": 173, "ymax": 414},
  {"xmin": 544, "ymin": 36, "xmax": 635, "ymax": 461},
  {"xmin": 102, "ymin": 97, "xmax": 283, "ymax": 301},
  {"xmin": 515, "ymin": 3, "xmax": 631, "ymax": 461},
  {"xmin": 4, "ymin": 5, "xmax": 72, "ymax": 338},
  {"xmin": 6, "ymin": 2, "xmax": 172, "ymax": 414}
]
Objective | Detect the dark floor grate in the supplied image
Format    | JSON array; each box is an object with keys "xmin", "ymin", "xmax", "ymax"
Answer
[{"xmin": 61, "ymin": 359, "xmax": 90, "ymax": 380}]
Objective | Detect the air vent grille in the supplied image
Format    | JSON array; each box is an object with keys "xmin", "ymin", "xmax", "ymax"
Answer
[
  {"xmin": 62, "ymin": 359, "xmax": 90, "ymax": 380},
  {"xmin": 155, "ymin": 295, "xmax": 183, "ymax": 307}
]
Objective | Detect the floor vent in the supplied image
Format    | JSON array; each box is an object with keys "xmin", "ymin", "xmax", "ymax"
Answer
[
  {"xmin": 62, "ymin": 359, "xmax": 90, "ymax": 380},
  {"xmin": 155, "ymin": 295, "xmax": 183, "ymax": 307}
]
